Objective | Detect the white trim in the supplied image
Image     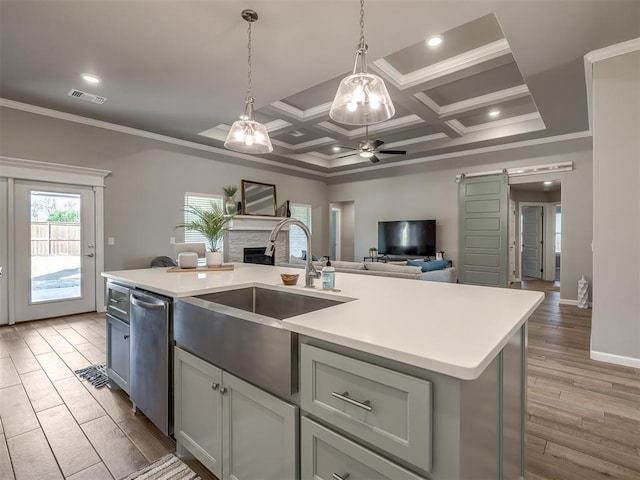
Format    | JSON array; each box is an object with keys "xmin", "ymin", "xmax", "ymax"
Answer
[
  {"xmin": 462, "ymin": 113, "xmax": 544, "ymax": 134},
  {"xmin": 0, "ymin": 98, "xmax": 323, "ymax": 177},
  {"xmin": 374, "ymin": 39, "xmax": 511, "ymax": 90},
  {"xmin": 439, "ymin": 85, "xmax": 531, "ymax": 119},
  {"xmin": 7, "ymin": 178, "xmax": 15, "ymax": 325},
  {"xmin": 317, "ymin": 114, "xmax": 425, "ymax": 139},
  {"xmin": 413, "ymin": 92, "xmax": 441, "ymax": 114},
  {"xmin": 559, "ymin": 298, "xmax": 593, "ymax": 307},
  {"xmin": 590, "ymin": 350, "xmax": 640, "ymax": 369},
  {"xmin": 444, "ymin": 119, "xmax": 467, "ymax": 136},
  {"xmin": 584, "ymin": 38, "xmax": 640, "ymax": 132},
  {"xmin": 94, "ymin": 186, "xmax": 106, "ymax": 312},
  {"xmin": 269, "ymin": 101, "xmax": 333, "ymax": 122},
  {"xmin": 271, "ymin": 136, "xmax": 335, "ymax": 151},
  {"xmin": 0, "ymin": 156, "xmax": 110, "ymax": 186}
]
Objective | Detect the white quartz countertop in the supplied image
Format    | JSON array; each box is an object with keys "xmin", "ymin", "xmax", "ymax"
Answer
[{"xmin": 102, "ymin": 263, "xmax": 543, "ymax": 380}]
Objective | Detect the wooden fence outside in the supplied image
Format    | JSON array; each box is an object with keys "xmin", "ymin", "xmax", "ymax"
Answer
[{"xmin": 31, "ymin": 222, "xmax": 80, "ymax": 256}]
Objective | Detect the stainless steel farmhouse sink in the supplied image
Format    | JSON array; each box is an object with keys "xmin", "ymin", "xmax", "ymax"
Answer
[{"xmin": 174, "ymin": 285, "xmax": 353, "ymax": 396}]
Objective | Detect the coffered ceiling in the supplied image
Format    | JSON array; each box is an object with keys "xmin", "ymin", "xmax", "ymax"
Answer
[{"xmin": 1, "ymin": 1, "xmax": 639, "ymax": 179}]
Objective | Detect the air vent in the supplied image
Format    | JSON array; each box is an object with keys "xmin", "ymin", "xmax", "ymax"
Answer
[
  {"xmin": 288, "ymin": 130, "xmax": 305, "ymax": 137},
  {"xmin": 67, "ymin": 89, "xmax": 107, "ymax": 104}
]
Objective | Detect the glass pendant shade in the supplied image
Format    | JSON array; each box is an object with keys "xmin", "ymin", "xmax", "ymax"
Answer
[
  {"xmin": 330, "ymin": 72, "xmax": 395, "ymax": 125},
  {"xmin": 224, "ymin": 97, "xmax": 273, "ymax": 154}
]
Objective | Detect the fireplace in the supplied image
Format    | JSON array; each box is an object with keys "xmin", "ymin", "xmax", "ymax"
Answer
[{"xmin": 243, "ymin": 247, "xmax": 275, "ymax": 266}]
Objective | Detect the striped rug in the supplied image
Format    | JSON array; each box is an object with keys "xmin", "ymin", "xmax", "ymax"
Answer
[{"xmin": 122, "ymin": 454, "xmax": 200, "ymax": 480}]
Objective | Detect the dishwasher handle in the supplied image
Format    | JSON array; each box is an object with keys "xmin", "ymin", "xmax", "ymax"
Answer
[{"xmin": 131, "ymin": 295, "xmax": 167, "ymax": 311}]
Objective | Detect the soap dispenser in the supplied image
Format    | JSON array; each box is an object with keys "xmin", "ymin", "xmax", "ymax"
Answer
[{"xmin": 321, "ymin": 257, "xmax": 335, "ymax": 290}]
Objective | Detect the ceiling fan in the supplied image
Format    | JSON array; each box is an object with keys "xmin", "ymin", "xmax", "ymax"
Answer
[{"xmin": 334, "ymin": 125, "xmax": 407, "ymax": 163}]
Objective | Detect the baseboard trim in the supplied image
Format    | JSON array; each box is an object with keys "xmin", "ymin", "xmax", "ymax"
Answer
[
  {"xmin": 590, "ymin": 350, "xmax": 640, "ymax": 369},
  {"xmin": 559, "ymin": 298, "xmax": 592, "ymax": 308}
]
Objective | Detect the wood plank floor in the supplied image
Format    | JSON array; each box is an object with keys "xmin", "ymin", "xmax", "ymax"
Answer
[
  {"xmin": 1, "ymin": 283, "xmax": 638, "ymax": 479},
  {"xmin": 513, "ymin": 279, "xmax": 640, "ymax": 479},
  {"xmin": 0, "ymin": 313, "xmax": 216, "ymax": 480}
]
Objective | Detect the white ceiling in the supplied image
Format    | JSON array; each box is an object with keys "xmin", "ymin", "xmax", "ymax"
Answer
[{"xmin": 1, "ymin": 0, "xmax": 639, "ymax": 179}]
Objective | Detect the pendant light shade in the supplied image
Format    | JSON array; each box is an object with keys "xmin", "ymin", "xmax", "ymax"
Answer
[
  {"xmin": 329, "ymin": 0, "xmax": 395, "ymax": 125},
  {"xmin": 224, "ymin": 9, "xmax": 273, "ymax": 154}
]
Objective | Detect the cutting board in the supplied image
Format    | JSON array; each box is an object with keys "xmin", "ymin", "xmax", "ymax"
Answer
[{"xmin": 167, "ymin": 264, "xmax": 235, "ymax": 272}]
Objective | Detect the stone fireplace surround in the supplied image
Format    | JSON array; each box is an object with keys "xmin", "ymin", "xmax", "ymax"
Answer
[{"xmin": 223, "ymin": 216, "xmax": 289, "ymax": 265}]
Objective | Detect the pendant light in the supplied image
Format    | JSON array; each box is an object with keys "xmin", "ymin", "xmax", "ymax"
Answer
[
  {"xmin": 329, "ymin": 0, "xmax": 395, "ymax": 125},
  {"xmin": 224, "ymin": 9, "xmax": 273, "ymax": 154}
]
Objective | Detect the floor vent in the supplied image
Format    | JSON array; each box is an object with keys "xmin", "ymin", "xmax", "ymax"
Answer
[{"xmin": 67, "ymin": 89, "xmax": 107, "ymax": 104}]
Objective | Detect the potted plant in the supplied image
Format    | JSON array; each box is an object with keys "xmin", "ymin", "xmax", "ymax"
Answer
[
  {"xmin": 176, "ymin": 202, "xmax": 234, "ymax": 267},
  {"xmin": 369, "ymin": 247, "xmax": 378, "ymax": 257},
  {"xmin": 222, "ymin": 185, "xmax": 238, "ymax": 215}
]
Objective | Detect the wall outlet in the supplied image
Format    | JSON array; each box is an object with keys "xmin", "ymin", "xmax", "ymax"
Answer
[
  {"xmin": 107, "ymin": 237, "xmax": 115, "ymax": 246},
  {"xmin": 170, "ymin": 237, "xmax": 175, "ymax": 244}
]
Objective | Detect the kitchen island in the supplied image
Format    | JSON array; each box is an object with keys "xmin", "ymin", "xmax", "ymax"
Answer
[{"xmin": 103, "ymin": 262, "xmax": 543, "ymax": 480}]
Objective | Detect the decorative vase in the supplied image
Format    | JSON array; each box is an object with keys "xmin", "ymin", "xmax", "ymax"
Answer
[
  {"xmin": 225, "ymin": 196, "xmax": 237, "ymax": 215},
  {"xmin": 577, "ymin": 275, "xmax": 589, "ymax": 309},
  {"xmin": 206, "ymin": 251, "xmax": 224, "ymax": 267}
]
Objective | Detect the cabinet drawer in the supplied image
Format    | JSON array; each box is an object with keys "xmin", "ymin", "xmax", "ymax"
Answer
[
  {"xmin": 106, "ymin": 314, "xmax": 130, "ymax": 393},
  {"xmin": 107, "ymin": 281, "xmax": 130, "ymax": 321},
  {"xmin": 300, "ymin": 344, "xmax": 432, "ymax": 472},
  {"xmin": 301, "ymin": 417, "xmax": 425, "ymax": 480}
]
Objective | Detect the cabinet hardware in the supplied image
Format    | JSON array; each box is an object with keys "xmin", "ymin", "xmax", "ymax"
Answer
[
  {"xmin": 332, "ymin": 473, "xmax": 350, "ymax": 480},
  {"xmin": 85, "ymin": 253, "xmax": 95, "ymax": 257},
  {"xmin": 220, "ymin": 386, "xmax": 228, "ymax": 394},
  {"xmin": 211, "ymin": 382, "xmax": 219, "ymax": 391},
  {"xmin": 331, "ymin": 391, "xmax": 372, "ymax": 412},
  {"xmin": 109, "ymin": 298, "xmax": 121, "ymax": 304},
  {"xmin": 124, "ymin": 335, "xmax": 129, "ymax": 340}
]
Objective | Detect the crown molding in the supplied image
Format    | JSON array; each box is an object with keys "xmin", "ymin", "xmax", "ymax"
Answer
[
  {"xmin": 0, "ymin": 156, "xmax": 111, "ymax": 186},
  {"xmin": 374, "ymin": 39, "xmax": 511, "ymax": 90},
  {"xmin": 317, "ymin": 114, "xmax": 424, "ymax": 139},
  {"xmin": 438, "ymin": 84, "xmax": 530, "ymax": 119},
  {"xmin": 269, "ymin": 100, "xmax": 332, "ymax": 122},
  {"xmin": 271, "ymin": 136, "xmax": 335, "ymax": 151},
  {"xmin": 0, "ymin": 98, "xmax": 326, "ymax": 177},
  {"xmin": 444, "ymin": 119, "xmax": 466, "ymax": 136},
  {"xmin": 584, "ymin": 37, "xmax": 640, "ymax": 131},
  {"xmin": 413, "ymin": 92, "xmax": 441, "ymax": 114}
]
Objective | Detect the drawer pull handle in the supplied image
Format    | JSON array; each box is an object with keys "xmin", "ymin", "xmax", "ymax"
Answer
[
  {"xmin": 331, "ymin": 391, "xmax": 372, "ymax": 412},
  {"xmin": 220, "ymin": 386, "xmax": 228, "ymax": 395},
  {"xmin": 109, "ymin": 298, "xmax": 121, "ymax": 304},
  {"xmin": 211, "ymin": 382, "xmax": 219, "ymax": 391},
  {"xmin": 332, "ymin": 473, "xmax": 350, "ymax": 480}
]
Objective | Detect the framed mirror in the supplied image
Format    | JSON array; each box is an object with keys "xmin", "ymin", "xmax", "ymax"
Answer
[{"xmin": 241, "ymin": 180, "xmax": 278, "ymax": 216}]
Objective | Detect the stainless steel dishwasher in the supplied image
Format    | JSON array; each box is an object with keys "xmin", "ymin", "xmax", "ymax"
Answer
[{"xmin": 130, "ymin": 289, "xmax": 172, "ymax": 435}]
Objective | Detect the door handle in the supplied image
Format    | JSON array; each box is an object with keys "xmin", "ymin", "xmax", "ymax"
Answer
[{"xmin": 85, "ymin": 253, "xmax": 95, "ymax": 257}]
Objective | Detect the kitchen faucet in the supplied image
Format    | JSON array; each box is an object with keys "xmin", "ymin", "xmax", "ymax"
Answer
[{"xmin": 265, "ymin": 218, "xmax": 320, "ymax": 288}]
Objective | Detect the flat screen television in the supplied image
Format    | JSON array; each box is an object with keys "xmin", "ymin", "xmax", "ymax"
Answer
[{"xmin": 378, "ymin": 219, "xmax": 436, "ymax": 257}]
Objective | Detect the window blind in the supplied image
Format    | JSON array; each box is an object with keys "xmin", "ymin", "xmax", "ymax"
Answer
[
  {"xmin": 289, "ymin": 203, "xmax": 312, "ymax": 258},
  {"xmin": 183, "ymin": 193, "xmax": 224, "ymax": 249}
]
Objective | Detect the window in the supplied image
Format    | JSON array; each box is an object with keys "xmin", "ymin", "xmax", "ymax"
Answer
[
  {"xmin": 289, "ymin": 203, "xmax": 312, "ymax": 258},
  {"xmin": 183, "ymin": 193, "xmax": 224, "ymax": 249},
  {"xmin": 555, "ymin": 205, "xmax": 562, "ymax": 253}
]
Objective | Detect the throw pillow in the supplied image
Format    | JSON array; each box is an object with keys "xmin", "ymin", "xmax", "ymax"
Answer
[{"xmin": 406, "ymin": 259, "xmax": 449, "ymax": 272}]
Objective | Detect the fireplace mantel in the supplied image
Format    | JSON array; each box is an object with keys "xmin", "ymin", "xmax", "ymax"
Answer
[{"xmin": 227, "ymin": 215, "xmax": 290, "ymax": 231}]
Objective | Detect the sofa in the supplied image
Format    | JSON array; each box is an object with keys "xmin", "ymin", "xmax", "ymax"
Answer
[{"xmin": 280, "ymin": 256, "xmax": 458, "ymax": 283}]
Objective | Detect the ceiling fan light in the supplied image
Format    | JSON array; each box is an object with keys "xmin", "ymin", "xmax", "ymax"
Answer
[
  {"xmin": 225, "ymin": 120, "xmax": 273, "ymax": 154},
  {"xmin": 330, "ymin": 73, "xmax": 395, "ymax": 125},
  {"xmin": 359, "ymin": 150, "xmax": 374, "ymax": 158}
]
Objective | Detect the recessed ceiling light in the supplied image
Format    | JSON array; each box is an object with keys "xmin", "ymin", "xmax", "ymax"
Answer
[
  {"xmin": 489, "ymin": 109, "xmax": 500, "ymax": 117},
  {"xmin": 543, "ymin": 181, "xmax": 553, "ymax": 185},
  {"xmin": 426, "ymin": 35, "xmax": 443, "ymax": 47},
  {"xmin": 332, "ymin": 146, "xmax": 341, "ymax": 152},
  {"xmin": 81, "ymin": 73, "xmax": 101, "ymax": 84}
]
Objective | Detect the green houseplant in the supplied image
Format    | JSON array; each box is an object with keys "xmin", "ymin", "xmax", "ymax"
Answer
[
  {"xmin": 176, "ymin": 202, "xmax": 234, "ymax": 266},
  {"xmin": 222, "ymin": 185, "xmax": 238, "ymax": 215},
  {"xmin": 369, "ymin": 246, "xmax": 378, "ymax": 257}
]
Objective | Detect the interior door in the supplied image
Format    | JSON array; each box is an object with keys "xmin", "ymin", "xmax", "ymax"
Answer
[
  {"xmin": 13, "ymin": 181, "xmax": 96, "ymax": 321},
  {"xmin": 458, "ymin": 173, "xmax": 509, "ymax": 287},
  {"xmin": 330, "ymin": 207, "xmax": 341, "ymax": 261},
  {"xmin": 521, "ymin": 206, "xmax": 543, "ymax": 279}
]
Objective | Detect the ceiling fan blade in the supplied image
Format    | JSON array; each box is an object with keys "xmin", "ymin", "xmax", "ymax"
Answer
[
  {"xmin": 334, "ymin": 152, "xmax": 358, "ymax": 159},
  {"xmin": 369, "ymin": 155, "xmax": 380, "ymax": 164},
  {"xmin": 378, "ymin": 149, "xmax": 407, "ymax": 155},
  {"xmin": 371, "ymin": 139, "xmax": 385, "ymax": 149}
]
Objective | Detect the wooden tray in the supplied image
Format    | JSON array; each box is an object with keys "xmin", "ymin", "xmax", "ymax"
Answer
[{"xmin": 167, "ymin": 264, "xmax": 235, "ymax": 272}]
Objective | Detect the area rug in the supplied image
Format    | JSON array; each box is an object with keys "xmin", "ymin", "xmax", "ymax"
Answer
[
  {"xmin": 122, "ymin": 454, "xmax": 200, "ymax": 480},
  {"xmin": 74, "ymin": 363, "xmax": 109, "ymax": 388}
]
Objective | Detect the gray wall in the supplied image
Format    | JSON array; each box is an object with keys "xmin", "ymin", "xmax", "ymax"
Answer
[
  {"xmin": 328, "ymin": 139, "xmax": 593, "ymax": 301},
  {"xmin": 0, "ymin": 107, "xmax": 329, "ymax": 271},
  {"xmin": 591, "ymin": 50, "xmax": 640, "ymax": 363}
]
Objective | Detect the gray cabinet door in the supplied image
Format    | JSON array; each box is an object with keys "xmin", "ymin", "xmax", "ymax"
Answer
[
  {"xmin": 222, "ymin": 372, "xmax": 298, "ymax": 480},
  {"xmin": 458, "ymin": 173, "xmax": 509, "ymax": 286},
  {"xmin": 106, "ymin": 314, "xmax": 129, "ymax": 393},
  {"xmin": 301, "ymin": 417, "xmax": 426, "ymax": 480},
  {"xmin": 174, "ymin": 347, "xmax": 223, "ymax": 479}
]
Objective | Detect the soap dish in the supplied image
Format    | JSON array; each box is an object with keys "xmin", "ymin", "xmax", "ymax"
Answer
[{"xmin": 280, "ymin": 273, "xmax": 299, "ymax": 286}]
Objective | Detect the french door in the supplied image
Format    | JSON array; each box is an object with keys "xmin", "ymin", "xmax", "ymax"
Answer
[{"xmin": 13, "ymin": 181, "xmax": 96, "ymax": 321}]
